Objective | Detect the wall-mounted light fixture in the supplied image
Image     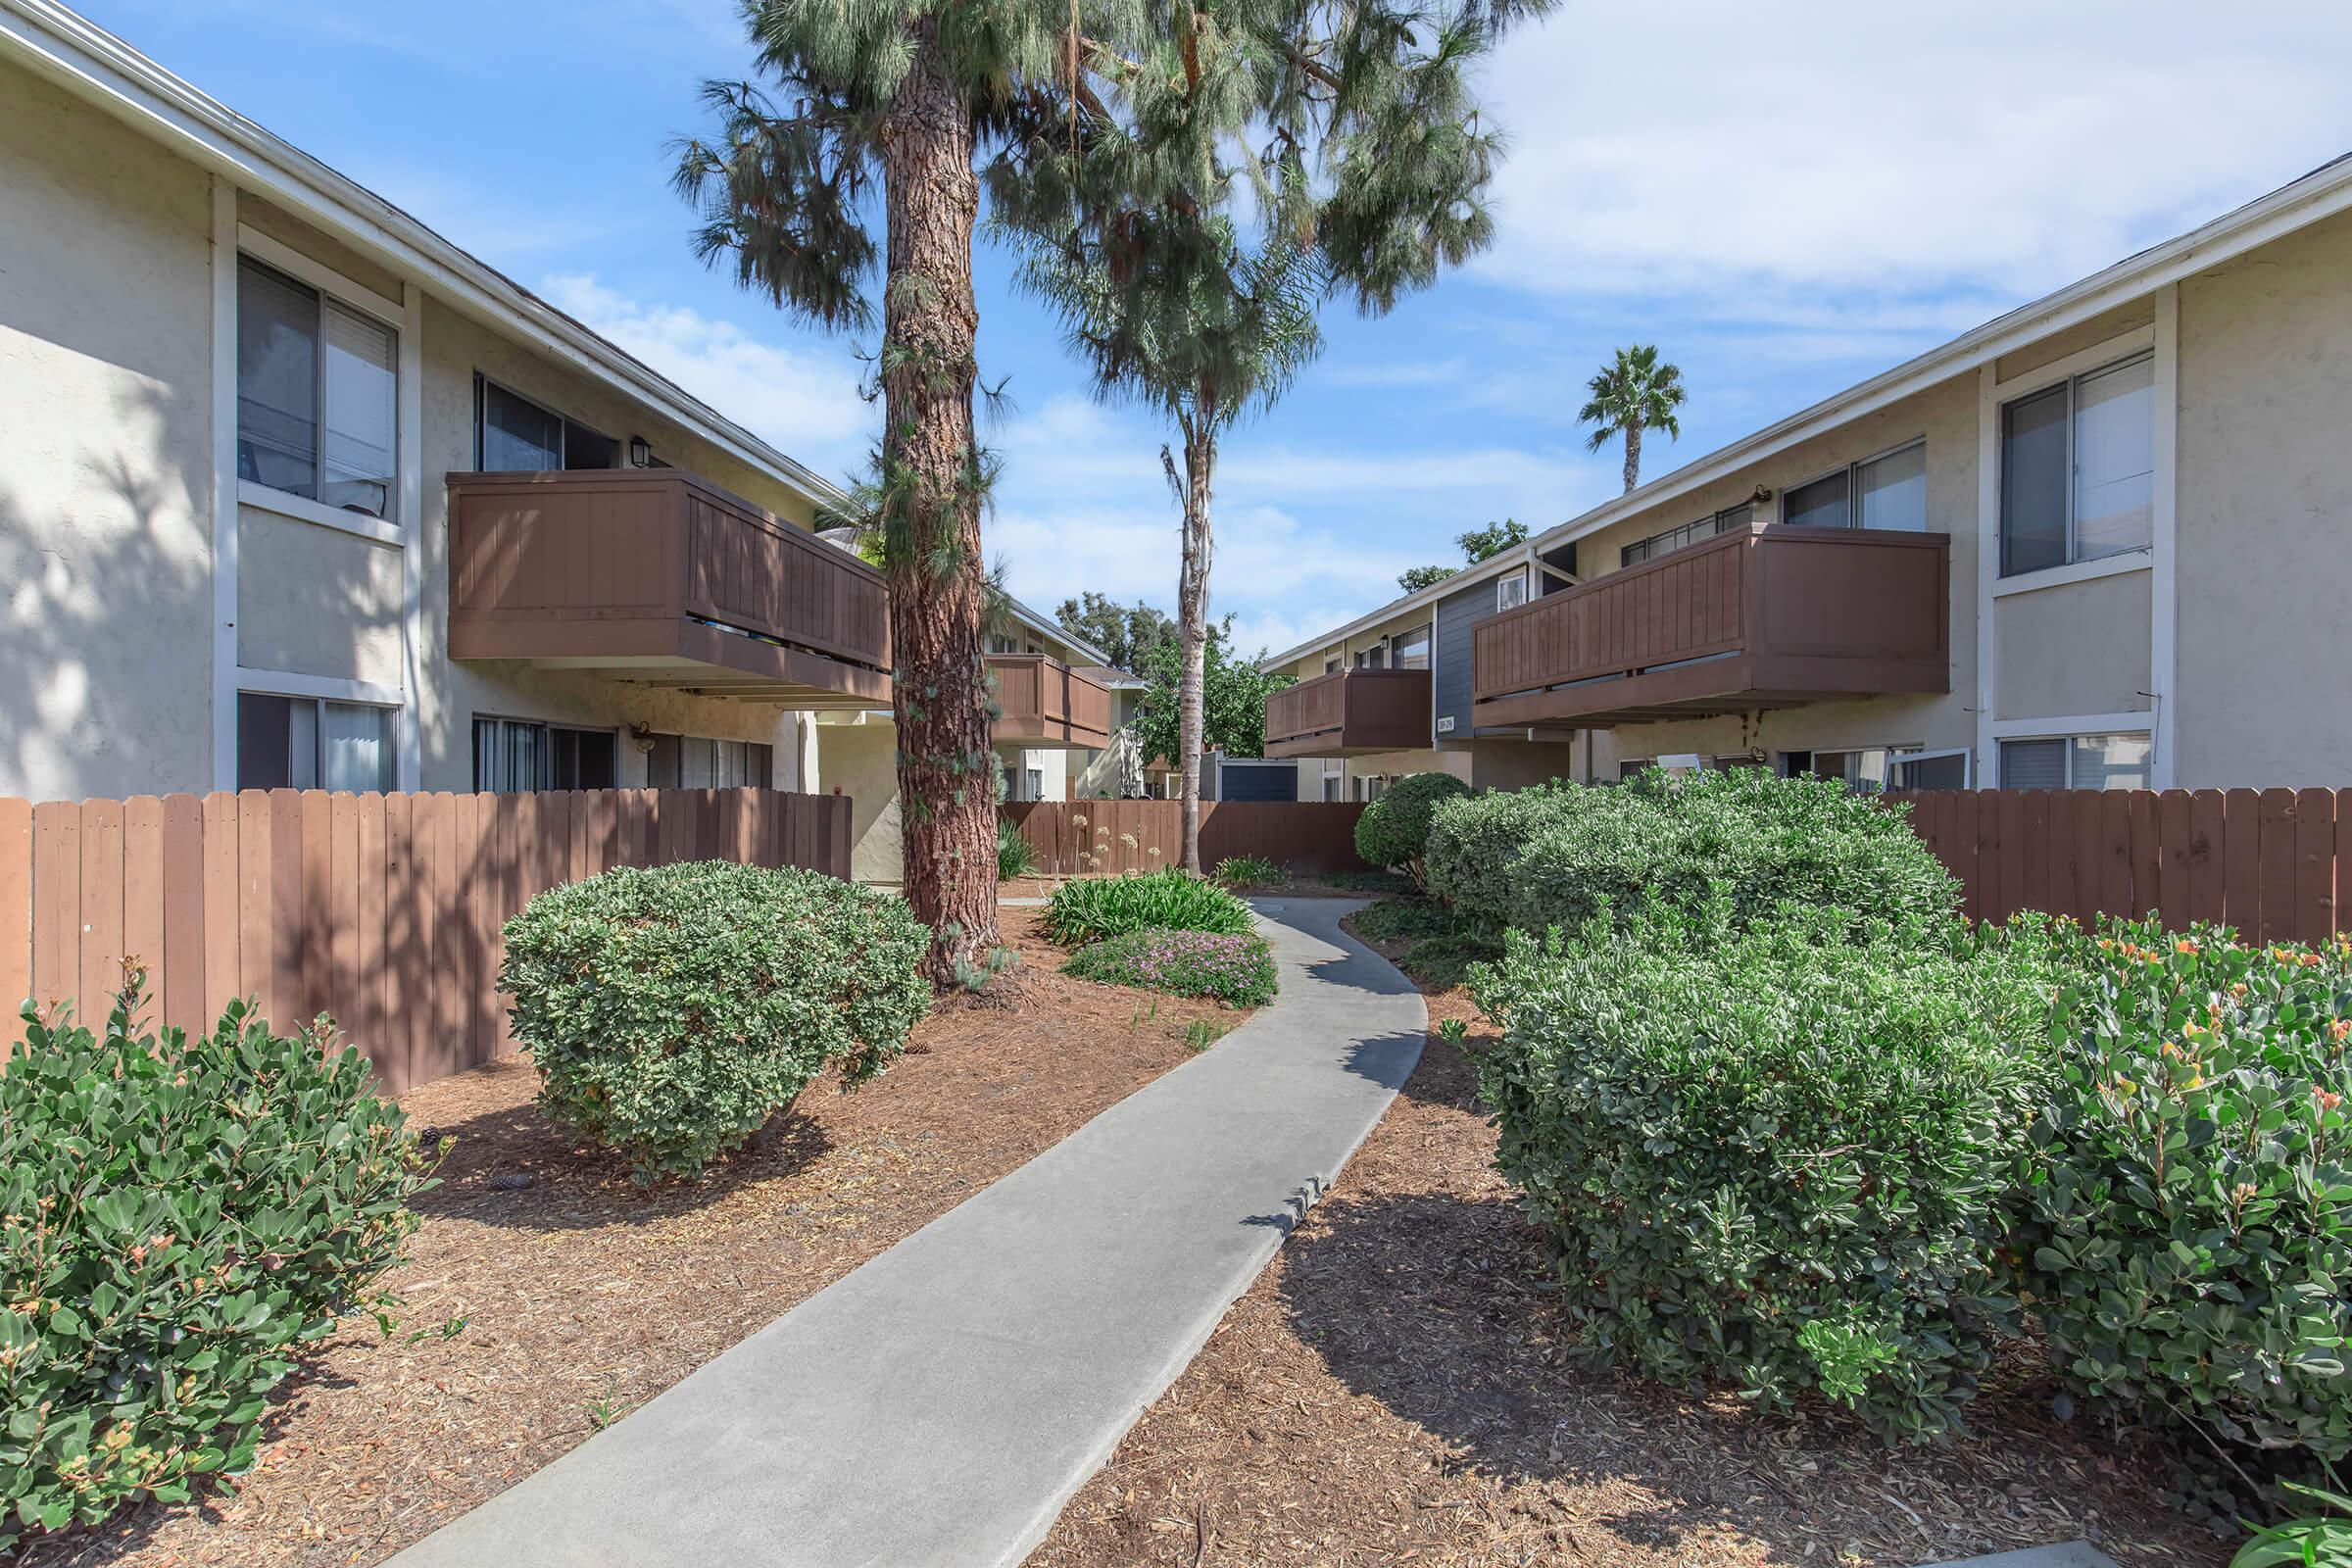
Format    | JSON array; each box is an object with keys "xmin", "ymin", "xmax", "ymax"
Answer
[
  {"xmin": 627, "ymin": 721, "xmax": 658, "ymax": 755},
  {"xmin": 628, "ymin": 435, "xmax": 652, "ymax": 467},
  {"xmin": 1749, "ymin": 485, "xmax": 1774, "ymax": 504}
]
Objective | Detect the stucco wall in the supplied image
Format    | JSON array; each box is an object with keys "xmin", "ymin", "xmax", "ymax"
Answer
[
  {"xmin": 2172, "ymin": 207, "xmax": 2352, "ymax": 788},
  {"xmin": 1585, "ymin": 691, "xmax": 1966, "ymax": 777},
  {"xmin": 237, "ymin": 508, "xmax": 408, "ymax": 685},
  {"xmin": 0, "ymin": 55, "xmax": 216, "ymax": 798},
  {"xmin": 1992, "ymin": 571, "xmax": 2153, "ymax": 723},
  {"xmin": 813, "ymin": 716, "xmax": 903, "ymax": 883}
]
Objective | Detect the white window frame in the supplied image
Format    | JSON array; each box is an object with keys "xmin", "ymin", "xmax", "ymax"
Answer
[
  {"xmin": 1495, "ymin": 570, "xmax": 1529, "ymax": 612},
  {"xmin": 1781, "ymin": 437, "xmax": 1927, "ymax": 533},
  {"xmin": 233, "ymin": 225, "xmax": 408, "ymax": 547},
  {"xmin": 1888, "ymin": 746, "xmax": 1972, "ymax": 790},
  {"xmin": 1994, "ymin": 346, "xmax": 2156, "ymax": 582},
  {"xmin": 235, "ymin": 673, "xmax": 403, "ymax": 793},
  {"xmin": 1993, "ymin": 725, "xmax": 2155, "ymax": 790}
]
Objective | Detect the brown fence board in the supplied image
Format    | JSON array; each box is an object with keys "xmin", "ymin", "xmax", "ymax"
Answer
[
  {"xmin": 1001, "ymin": 801, "xmax": 1372, "ymax": 878},
  {"xmin": 1887, "ymin": 785, "xmax": 2352, "ymax": 946},
  {"xmin": 2, "ymin": 788, "xmax": 849, "ymax": 1095}
]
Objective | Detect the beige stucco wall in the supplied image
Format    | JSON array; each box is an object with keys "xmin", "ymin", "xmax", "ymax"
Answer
[
  {"xmin": 1277, "ymin": 601, "xmax": 1442, "ymax": 681},
  {"xmin": 813, "ymin": 715, "xmax": 904, "ymax": 883},
  {"xmin": 237, "ymin": 508, "xmax": 408, "ymax": 685},
  {"xmin": 1992, "ymin": 570, "xmax": 2153, "ymax": 723},
  {"xmin": 0, "ymin": 55, "xmax": 216, "ymax": 798},
  {"xmin": 2171, "ymin": 206, "xmax": 2352, "ymax": 788},
  {"xmin": 1993, "ymin": 300, "xmax": 2156, "ymax": 385}
]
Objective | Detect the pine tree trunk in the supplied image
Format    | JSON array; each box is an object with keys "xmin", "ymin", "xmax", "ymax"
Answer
[
  {"xmin": 1622, "ymin": 420, "xmax": 1642, "ymax": 493},
  {"xmin": 878, "ymin": 30, "xmax": 997, "ymax": 986},
  {"xmin": 1176, "ymin": 407, "xmax": 1216, "ymax": 874}
]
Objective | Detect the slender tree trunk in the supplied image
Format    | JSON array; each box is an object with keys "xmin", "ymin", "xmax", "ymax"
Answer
[
  {"xmin": 1622, "ymin": 419, "xmax": 1642, "ymax": 493},
  {"xmin": 1175, "ymin": 403, "xmax": 1216, "ymax": 873},
  {"xmin": 878, "ymin": 30, "xmax": 997, "ymax": 986}
]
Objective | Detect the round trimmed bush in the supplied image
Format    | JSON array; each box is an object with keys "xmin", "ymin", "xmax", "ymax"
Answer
[
  {"xmin": 501, "ymin": 861, "xmax": 930, "ymax": 1182},
  {"xmin": 1471, "ymin": 907, "xmax": 2049, "ymax": 1441},
  {"xmin": 1353, "ymin": 771, "xmax": 1472, "ymax": 889},
  {"xmin": 1, "ymin": 976, "xmax": 432, "ymax": 1544},
  {"xmin": 2016, "ymin": 917, "xmax": 2352, "ymax": 1462}
]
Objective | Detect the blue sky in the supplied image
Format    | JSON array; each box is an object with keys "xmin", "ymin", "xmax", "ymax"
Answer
[{"xmin": 84, "ymin": 0, "xmax": 2352, "ymax": 657}]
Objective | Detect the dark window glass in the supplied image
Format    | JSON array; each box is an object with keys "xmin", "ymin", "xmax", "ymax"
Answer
[
  {"xmin": 239, "ymin": 693, "xmax": 303, "ymax": 789},
  {"xmin": 479, "ymin": 381, "xmax": 564, "ymax": 470},
  {"xmin": 1783, "ymin": 469, "xmax": 1851, "ymax": 529},
  {"xmin": 2000, "ymin": 383, "xmax": 2071, "ymax": 575},
  {"xmin": 563, "ymin": 421, "xmax": 617, "ymax": 470},
  {"xmin": 236, "ymin": 260, "xmax": 319, "ymax": 499},
  {"xmin": 1998, "ymin": 737, "xmax": 2068, "ymax": 790}
]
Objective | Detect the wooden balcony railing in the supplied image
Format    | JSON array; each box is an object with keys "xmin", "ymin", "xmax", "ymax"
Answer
[
  {"xmin": 990, "ymin": 655, "xmax": 1113, "ymax": 749},
  {"xmin": 448, "ymin": 468, "xmax": 891, "ymax": 707},
  {"xmin": 1472, "ymin": 524, "xmax": 1949, "ymax": 729},
  {"xmin": 1264, "ymin": 666, "xmax": 1433, "ymax": 758}
]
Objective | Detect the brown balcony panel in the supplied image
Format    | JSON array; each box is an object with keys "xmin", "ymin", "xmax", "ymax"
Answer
[
  {"xmin": 1264, "ymin": 667, "xmax": 1433, "ymax": 758},
  {"xmin": 991, "ymin": 655, "xmax": 1113, "ymax": 749},
  {"xmin": 1471, "ymin": 525, "xmax": 1949, "ymax": 729},
  {"xmin": 448, "ymin": 469, "xmax": 891, "ymax": 708}
]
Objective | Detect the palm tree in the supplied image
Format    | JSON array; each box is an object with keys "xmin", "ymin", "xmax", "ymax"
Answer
[
  {"xmin": 991, "ymin": 0, "xmax": 1558, "ymax": 869},
  {"xmin": 1579, "ymin": 345, "xmax": 1687, "ymax": 493}
]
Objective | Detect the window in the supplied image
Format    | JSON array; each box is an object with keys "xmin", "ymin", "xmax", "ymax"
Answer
[
  {"xmin": 2000, "ymin": 352, "xmax": 2154, "ymax": 576},
  {"xmin": 238, "ymin": 693, "xmax": 396, "ymax": 792},
  {"xmin": 1391, "ymin": 625, "xmax": 1432, "ymax": 670},
  {"xmin": 1024, "ymin": 767, "xmax": 1045, "ymax": 802},
  {"xmin": 1354, "ymin": 643, "xmax": 1387, "ymax": 669},
  {"xmin": 1615, "ymin": 758, "xmax": 1651, "ymax": 782},
  {"xmin": 471, "ymin": 718, "xmax": 618, "ymax": 792},
  {"xmin": 236, "ymin": 257, "xmax": 398, "ymax": 517},
  {"xmin": 1782, "ymin": 745, "xmax": 1968, "ymax": 792},
  {"xmin": 646, "ymin": 733, "xmax": 773, "ymax": 789},
  {"xmin": 1622, "ymin": 504, "xmax": 1751, "ymax": 567},
  {"xmin": 475, "ymin": 378, "xmax": 619, "ymax": 472},
  {"xmin": 1354, "ymin": 774, "xmax": 1387, "ymax": 802},
  {"xmin": 1321, "ymin": 763, "xmax": 1343, "ymax": 803},
  {"xmin": 1783, "ymin": 441, "xmax": 1927, "ymax": 533},
  {"xmin": 1495, "ymin": 572, "xmax": 1529, "ymax": 612},
  {"xmin": 1999, "ymin": 732, "xmax": 2150, "ymax": 790}
]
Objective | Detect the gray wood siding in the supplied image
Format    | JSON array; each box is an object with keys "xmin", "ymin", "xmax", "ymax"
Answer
[{"xmin": 1433, "ymin": 576, "xmax": 1500, "ymax": 740}]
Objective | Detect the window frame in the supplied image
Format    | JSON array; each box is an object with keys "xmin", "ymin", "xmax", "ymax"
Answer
[
  {"xmin": 471, "ymin": 715, "xmax": 621, "ymax": 793},
  {"xmin": 233, "ymin": 232, "xmax": 408, "ymax": 546},
  {"xmin": 473, "ymin": 375, "xmax": 618, "ymax": 473},
  {"xmin": 236, "ymin": 687, "xmax": 401, "ymax": 794},
  {"xmin": 1495, "ymin": 571, "xmax": 1529, "ymax": 612},
  {"xmin": 1780, "ymin": 436, "xmax": 1928, "ymax": 533},
  {"xmin": 1996, "ymin": 728, "xmax": 2154, "ymax": 790},
  {"xmin": 1997, "ymin": 349, "xmax": 2157, "ymax": 579}
]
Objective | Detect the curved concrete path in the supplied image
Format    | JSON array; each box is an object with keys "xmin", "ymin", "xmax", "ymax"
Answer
[{"xmin": 388, "ymin": 898, "xmax": 1424, "ymax": 1568}]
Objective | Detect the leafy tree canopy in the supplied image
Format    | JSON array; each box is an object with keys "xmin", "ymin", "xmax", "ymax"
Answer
[
  {"xmin": 1054, "ymin": 591, "xmax": 1178, "ymax": 674},
  {"xmin": 1132, "ymin": 618, "xmax": 1292, "ymax": 763},
  {"xmin": 1396, "ymin": 518, "xmax": 1531, "ymax": 593},
  {"xmin": 1396, "ymin": 564, "xmax": 1458, "ymax": 594}
]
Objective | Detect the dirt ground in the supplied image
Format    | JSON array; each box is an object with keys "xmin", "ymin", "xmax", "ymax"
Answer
[
  {"xmin": 1026, "ymin": 915, "xmax": 2230, "ymax": 1568},
  {"xmin": 24, "ymin": 908, "xmax": 1237, "ymax": 1568}
]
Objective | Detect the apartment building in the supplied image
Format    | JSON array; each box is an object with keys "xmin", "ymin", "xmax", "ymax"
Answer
[
  {"xmin": 1267, "ymin": 151, "xmax": 2352, "ymax": 796},
  {"xmin": 0, "ymin": 2, "xmax": 884, "ymax": 804}
]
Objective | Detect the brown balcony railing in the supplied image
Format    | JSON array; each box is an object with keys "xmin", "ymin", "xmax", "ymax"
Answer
[
  {"xmin": 448, "ymin": 468, "xmax": 891, "ymax": 707},
  {"xmin": 1472, "ymin": 524, "xmax": 1949, "ymax": 729},
  {"xmin": 1264, "ymin": 666, "xmax": 1433, "ymax": 758},
  {"xmin": 990, "ymin": 655, "xmax": 1113, "ymax": 749}
]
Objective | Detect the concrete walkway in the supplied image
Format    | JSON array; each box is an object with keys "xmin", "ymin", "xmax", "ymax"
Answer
[{"xmin": 388, "ymin": 899, "xmax": 1425, "ymax": 1568}]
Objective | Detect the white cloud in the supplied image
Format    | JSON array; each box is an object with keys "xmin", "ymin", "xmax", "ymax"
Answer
[
  {"xmin": 1481, "ymin": 0, "xmax": 2352, "ymax": 304},
  {"xmin": 537, "ymin": 274, "xmax": 873, "ymax": 481}
]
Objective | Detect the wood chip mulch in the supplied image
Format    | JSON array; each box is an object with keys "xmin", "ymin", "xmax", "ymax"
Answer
[
  {"xmin": 1025, "ymin": 913, "xmax": 2231, "ymax": 1568},
  {"xmin": 24, "ymin": 908, "xmax": 1238, "ymax": 1568}
]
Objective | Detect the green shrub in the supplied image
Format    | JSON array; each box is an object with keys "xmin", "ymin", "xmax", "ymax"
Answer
[
  {"xmin": 1471, "ymin": 906, "xmax": 2049, "ymax": 1440},
  {"xmin": 1063, "ymin": 926, "xmax": 1279, "ymax": 1006},
  {"xmin": 1043, "ymin": 867, "xmax": 1253, "ymax": 947},
  {"xmin": 2016, "ymin": 917, "xmax": 2352, "ymax": 1462},
  {"xmin": 1353, "ymin": 772, "xmax": 1472, "ymax": 889},
  {"xmin": 1213, "ymin": 855, "xmax": 1289, "ymax": 888},
  {"xmin": 997, "ymin": 820, "xmax": 1039, "ymax": 881},
  {"xmin": 1428, "ymin": 768, "xmax": 1958, "ymax": 943},
  {"xmin": 0, "ymin": 974, "xmax": 433, "ymax": 1544},
  {"xmin": 1396, "ymin": 931, "xmax": 1504, "ymax": 990},
  {"xmin": 1347, "ymin": 896, "xmax": 1462, "ymax": 946},
  {"xmin": 501, "ymin": 861, "xmax": 929, "ymax": 1182}
]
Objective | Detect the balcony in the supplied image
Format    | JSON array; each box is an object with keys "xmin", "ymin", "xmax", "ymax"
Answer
[
  {"xmin": 1264, "ymin": 666, "xmax": 1433, "ymax": 758},
  {"xmin": 991, "ymin": 655, "xmax": 1113, "ymax": 749},
  {"xmin": 1472, "ymin": 524, "xmax": 1949, "ymax": 729},
  {"xmin": 448, "ymin": 468, "xmax": 891, "ymax": 707}
]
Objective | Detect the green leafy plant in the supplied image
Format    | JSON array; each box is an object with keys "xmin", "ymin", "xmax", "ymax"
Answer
[
  {"xmin": 2014, "ymin": 917, "xmax": 2352, "ymax": 1463},
  {"xmin": 1435, "ymin": 1017, "xmax": 1469, "ymax": 1044},
  {"xmin": 1353, "ymin": 771, "xmax": 1472, "ymax": 891},
  {"xmin": 1471, "ymin": 906, "xmax": 2049, "ymax": 1441},
  {"xmin": 1064, "ymin": 927, "xmax": 1279, "ymax": 1007},
  {"xmin": 1396, "ymin": 932, "xmax": 1503, "ymax": 990},
  {"xmin": 1043, "ymin": 867, "xmax": 1254, "ymax": 947},
  {"xmin": 500, "ymin": 861, "xmax": 930, "ymax": 1182},
  {"xmin": 1348, "ymin": 897, "xmax": 1463, "ymax": 946},
  {"xmin": 1213, "ymin": 855, "xmax": 1288, "ymax": 888},
  {"xmin": 0, "ymin": 970, "xmax": 435, "ymax": 1545},
  {"xmin": 1184, "ymin": 1017, "xmax": 1230, "ymax": 1053},
  {"xmin": 2234, "ymin": 1482, "xmax": 2352, "ymax": 1567},
  {"xmin": 1426, "ymin": 768, "xmax": 1957, "ymax": 945},
  {"xmin": 997, "ymin": 820, "xmax": 1038, "ymax": 881}
]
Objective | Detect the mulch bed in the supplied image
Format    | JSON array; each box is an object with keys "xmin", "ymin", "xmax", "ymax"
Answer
[
  {"xmin": 26, "ymin": 908, "xmax": 1238, "ymax": 1568},
  {"xmin": 1026, "ymin": 914, "xmax": 2230, "ymax": 1568}
]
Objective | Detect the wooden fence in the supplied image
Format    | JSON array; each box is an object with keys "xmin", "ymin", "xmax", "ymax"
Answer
[
  {"xmin": 1002, "ymin": 801, "xmax": 1372, "ymax": 878},
  {"xmin": 1887, "ymin": 787, "xmax": 2350, "ymax": 944},
  {"xmin": 0, "ymin": 788, "xmax": 850, "ymax": 1094}
]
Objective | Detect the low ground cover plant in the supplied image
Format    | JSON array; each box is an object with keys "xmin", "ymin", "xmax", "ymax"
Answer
[
  {"xmin": 501, "ymin": 861, "xmax": 930, "ymax": 1182},
  {"xmin": 0, "ymin": 974, "xmax": 434, "ymax": 1544},
  {"xmin": 1064, "ymin": 926, "xmax": 1279, "ymax": 1006},
  {"xmin": 1348, "ymin": 895, "xmax": 1500, "ymax": 987},
  {"xmin": 2013, "ymin": 917, "xmax": 2352, "ymax": 1463},
  {"xmin": 1353, "ymin": 771, "xmax": 1471, "ymax": 891},
  {"xmin": 997, "ymin": 821, "xmax": 1039, "ymax": 881},
  {"xmin": 1043, "ymin": 867, "xmax": 1254, "ymax": 947},
  {"xmin": 1213, "ymin": 855, "xmax": 1289, "ymax": 887},
  {"xmin": 1428, "ymin": 767, "xmax": 1957, "ymax": 942},
  {"xmin": 1471, "ymin": 905, "xmax": 2050, "ymax": 1442}
]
